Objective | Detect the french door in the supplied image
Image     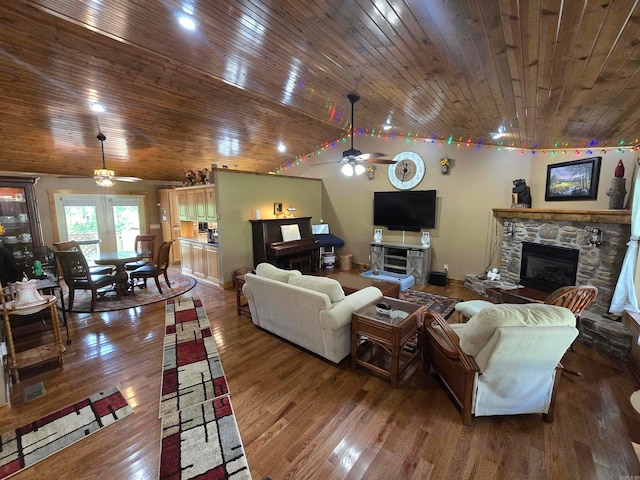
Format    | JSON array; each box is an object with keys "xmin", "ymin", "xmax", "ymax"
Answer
[{"xmin": 54, "ymin": 193, "xmax": 147, "ymax": 257}]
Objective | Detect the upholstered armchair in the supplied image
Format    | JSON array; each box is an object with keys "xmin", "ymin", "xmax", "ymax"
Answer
[{"xmin": 423, "ymin": 303, "xmax": 578, "ymax": 426}]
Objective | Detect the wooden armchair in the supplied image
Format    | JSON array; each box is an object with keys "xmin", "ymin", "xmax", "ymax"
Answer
[
  {"xmin": 455, "ymin": 285, "xmax": 599, "ymax": 323},
  {"xmin": 125, "ymin": 235, "xmax": 156, "ymax": 271},
  {"xmin": 423, "ymin": 304, "xmax": 579, "ymax": 426},
  {"xmin": 54, "ymin": 250, "xmax": 117, "ymax": 312},
  {"xmin": 129, "ymin": 241, "xmax": 173, "ymax": 294},
  {"xmin": 52, "ymin": 240, "xmax": 114, "ymax": 276}
]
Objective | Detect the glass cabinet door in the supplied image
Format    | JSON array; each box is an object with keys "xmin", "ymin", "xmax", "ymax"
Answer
[{"xmin": 0, "ymin": 176, "xmax": 43, "ymax": 273}]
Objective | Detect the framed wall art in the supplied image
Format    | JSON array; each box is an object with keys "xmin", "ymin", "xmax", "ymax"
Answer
[{"xmin": 545, "ymin": 156, "xmax": 601, "ymax": 201}]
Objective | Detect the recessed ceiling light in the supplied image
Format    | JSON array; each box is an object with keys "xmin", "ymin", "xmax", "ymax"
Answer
[
  {"xmin": 277, "ymin": 143, "xmax": 286, "ymax": 153},
  {"xmin": 177, "ymin": 13, "xmax": 196, "ymax": 30},
  {"xmin": 90, "ymin": 102, "xmax": 105, "ymax": 113}
]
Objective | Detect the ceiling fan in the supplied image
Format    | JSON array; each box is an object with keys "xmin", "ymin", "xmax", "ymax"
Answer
[
  {"xmin": 60, "ymin": 132, "xmax": 143, "ymax": 185},
  {"xmin": 314, "ymin": 94, "xmax": 394, "ymax": 175},
  {"xmin": 339, "ymin": 94, "xmax": 394, "ymax": 175}
]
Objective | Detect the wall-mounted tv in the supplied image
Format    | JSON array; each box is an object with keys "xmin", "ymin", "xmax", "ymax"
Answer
[{"xmin": 373, "ymin": 190, "xmax": 436, "ymax": 231}]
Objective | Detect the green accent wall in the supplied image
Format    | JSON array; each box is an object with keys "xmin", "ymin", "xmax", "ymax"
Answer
[{"xmin": 214, "ymin": 170, "xmax": 322, "ymax": 284}]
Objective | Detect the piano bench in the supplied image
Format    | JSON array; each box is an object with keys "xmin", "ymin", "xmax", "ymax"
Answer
[{"xmin": 287, "ymin": 255, "xmax": 311, "ymax": 272}]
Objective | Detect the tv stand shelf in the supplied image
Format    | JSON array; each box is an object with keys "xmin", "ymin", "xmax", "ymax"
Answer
[{"xmin": 370, "ymin": 242, "xmax": 431, "ymax": 285}]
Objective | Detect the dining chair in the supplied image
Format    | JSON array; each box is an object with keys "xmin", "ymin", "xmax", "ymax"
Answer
[
  {"xmin": 54, "ymin": 250, "xmax": 117, "ymax": 312},
  {"xmin": 129, "ymin": 240, "xmax": 174, "ymax": 294},
  {"xmin": 124, "ymin": 235, "xmax": 156, "ymax": 271},
  {"xmin": 52, "ymin": 240, "xmax": 114, "ymax": 276}
]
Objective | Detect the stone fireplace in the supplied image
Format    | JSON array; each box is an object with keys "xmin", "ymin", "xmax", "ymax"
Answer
[{"xmin": 465, "ymin": 208, "xmax": 632, "ymax": 360}]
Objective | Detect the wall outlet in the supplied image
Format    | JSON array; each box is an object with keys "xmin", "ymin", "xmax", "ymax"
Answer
[{"xmin": 444, "ymin": 264, "xmax": 449, "ymax": 273}]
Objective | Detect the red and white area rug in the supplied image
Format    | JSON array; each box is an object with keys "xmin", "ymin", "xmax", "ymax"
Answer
[
  {"xmin": 165, "ymin": 297, "xmax": 210, "ymax": 335},
  {"xmin": 160, "ymin": 395, "xmax": 251, "ymax": 479},
  {"xmin": 0, "ymin": 386, "xmax": 133, "ymax": 479},
  {"xmin": 161, "ymin": 327, "xmax": 229, "ymax": 417},
  {"xmin": 160, "ymin": 298, "xmax": 251, "ymax": 479}
]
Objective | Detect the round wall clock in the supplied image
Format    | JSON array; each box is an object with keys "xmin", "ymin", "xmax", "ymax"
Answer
[{"xmin": 388, "ymin": 151, "xmax": 425, "ymax": 190}]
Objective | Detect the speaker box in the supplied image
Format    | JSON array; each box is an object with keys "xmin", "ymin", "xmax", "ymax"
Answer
[{"xmin": 428, "ymin": 271, "xmax": 447, "ymax": 286}]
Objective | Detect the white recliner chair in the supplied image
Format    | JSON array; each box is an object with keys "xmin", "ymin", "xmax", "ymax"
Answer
[{"xmin": 423, "ymin": 303, "xmax": 578, "ymax": 425}]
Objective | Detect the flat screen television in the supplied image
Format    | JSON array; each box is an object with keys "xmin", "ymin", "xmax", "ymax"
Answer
[{"xmin": 373, "ymin": 190, "xmax": 436, "ymax": 231}]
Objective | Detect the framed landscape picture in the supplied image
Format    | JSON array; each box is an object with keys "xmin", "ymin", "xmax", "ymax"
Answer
[{"xmin": 545, "ymin": 156, "xmax": 601, "ymax": 201}]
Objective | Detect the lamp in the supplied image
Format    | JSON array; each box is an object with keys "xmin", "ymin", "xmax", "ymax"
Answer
[
  {"xmin": 341, "ymin": 164, "xmax": 354, "ymax": 176},
  {"xmin": 94, "ymin": 133, "xmax": 115, "ymax": 187},
  {"xmin": 354, "ymin": 164, "xmax": 366, "ymax": 176}
]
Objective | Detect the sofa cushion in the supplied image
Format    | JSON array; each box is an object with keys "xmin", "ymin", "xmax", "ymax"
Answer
[
  {"xmin": 289, "ymin": 275, "xmax": 345, "ymax": 303},
  {"xmin": 458, "ymin": 303, "xmax": 576, "ymax": 356},
  {"xmin": 255, "ymin": 263, "xmax": 301, "ymax": 283}
]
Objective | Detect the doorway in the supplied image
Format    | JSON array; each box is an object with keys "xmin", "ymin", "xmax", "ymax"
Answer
[{"xmin": 53, "ymin": 193, "xmax": 148, "ymax": 257}]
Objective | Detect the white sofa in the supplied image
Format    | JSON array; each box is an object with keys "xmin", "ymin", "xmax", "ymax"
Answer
[{"xmin": 243, "ymin": 263, "xmax": 382, "ymax": 363}]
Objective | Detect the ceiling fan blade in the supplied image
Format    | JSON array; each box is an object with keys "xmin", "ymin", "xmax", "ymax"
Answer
[
  {"xmin": 366, "ymin": 159, "xmax": 395, "ymax": 165},
  {"xmin": 114, "ymin": 176, "xmax": 143, "ymax": 182},
  {"xmin": 355, "ymin": 152, "xmax": 386, "ymax": 161},
  {"xmin": 310, "ymin": 161, "xmax": 340, "ymax": 167}
]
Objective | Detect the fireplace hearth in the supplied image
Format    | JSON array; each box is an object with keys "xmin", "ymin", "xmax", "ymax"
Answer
[{"xmin": 467, "ymin": 209, "xmax": 634, "ymax": 360}]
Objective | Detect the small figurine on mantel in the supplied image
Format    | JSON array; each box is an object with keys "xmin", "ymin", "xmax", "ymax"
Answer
[
  {"xmin": 606, "ymin": 159, "xmax": 626, "ymax": 209},
  {"xmin": 511, "ymin": 179, "xmax": 532, "ymax": 208}
]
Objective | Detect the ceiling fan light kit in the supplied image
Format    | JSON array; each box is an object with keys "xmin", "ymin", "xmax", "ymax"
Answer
[{"xmin": 94, "ymin": 132, "xmax": 115, "ymax": 187}]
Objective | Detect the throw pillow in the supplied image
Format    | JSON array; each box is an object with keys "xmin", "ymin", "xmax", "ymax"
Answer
[
  {"xmin": 289, "ymin": 275, "xmax": 345, "ymax": 303},
  {"xmin": 255, "ymin": 263, "xmax": 301, "ymax": 283},
  {"xmin": 457, "ymin": 303, "xmax": 576, "ymax": 356}
]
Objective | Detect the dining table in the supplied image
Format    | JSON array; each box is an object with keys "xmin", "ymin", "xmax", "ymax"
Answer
[{"xmin": 94, "ymin": 250, "xmax": 143, "ymax": 297}]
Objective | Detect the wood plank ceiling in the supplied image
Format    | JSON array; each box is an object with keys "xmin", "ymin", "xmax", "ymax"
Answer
[{"xmin": 0, "ymin": 0, "xmax": 639, "ymax": 182}]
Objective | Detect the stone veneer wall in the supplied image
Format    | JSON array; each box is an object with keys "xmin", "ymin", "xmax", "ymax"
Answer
[
  {"xmin": 499, "ymin": 219, "xmax": 630, "ymax": 316},
  {"xmin": 479, "ymin": 215, "xmax": 633, "ymax": 360}
]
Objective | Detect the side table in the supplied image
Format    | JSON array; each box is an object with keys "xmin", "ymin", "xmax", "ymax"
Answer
[
  {"xmin": 1, "ymin": 296, "xmax": 66, "ymax": 383},
  {"xmin": 351, "ymin": 296, "xmax": 423, "ymax": 387},
  {"xmin": 234, "ymin": 268, "xmax": 254, "ymax": 317}
]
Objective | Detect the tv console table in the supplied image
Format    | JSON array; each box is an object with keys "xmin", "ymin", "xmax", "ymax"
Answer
[{"xmin": 369, "ymin": 242, "xmax": 431, "ymax": 285}]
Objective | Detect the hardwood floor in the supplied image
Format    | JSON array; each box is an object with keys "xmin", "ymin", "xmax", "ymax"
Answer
[{"xmin": 1, "ymin": 267, "xmax": 639, "ymax": 479}]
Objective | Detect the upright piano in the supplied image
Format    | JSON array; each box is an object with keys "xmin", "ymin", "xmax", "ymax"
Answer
[{"xmin": 251, "ymin": 217, "xmax": 319, "ymax": 272}]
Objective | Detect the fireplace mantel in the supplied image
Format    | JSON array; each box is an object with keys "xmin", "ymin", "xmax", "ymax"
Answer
[{"xmin": 493, "ymin": 208, "xmax": 630, "ymax": 224}]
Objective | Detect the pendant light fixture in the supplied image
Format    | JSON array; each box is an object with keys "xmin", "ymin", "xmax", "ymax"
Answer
[{"xmin": 94, "ymin": 132, "xmax": 115, "ymax": 187}]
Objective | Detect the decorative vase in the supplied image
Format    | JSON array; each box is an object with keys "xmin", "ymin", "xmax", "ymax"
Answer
[{"xmin": 441, "ymin": 165, "xmax": 449, "ymax": 174}]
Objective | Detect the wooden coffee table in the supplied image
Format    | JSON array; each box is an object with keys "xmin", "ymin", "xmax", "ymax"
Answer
[
  {"xmin": 329, "ymin": 272, "xmax": 400, "ymax": 298},
  {"xmin": 351, "ymin": 296, "xmax": 423, "ymax": 387}
]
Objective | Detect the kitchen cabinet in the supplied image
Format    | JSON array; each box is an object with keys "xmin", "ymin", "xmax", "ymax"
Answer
[
  {"xmin": 0, "ymin": 177, "xmax": 44, "ymax": 266},
  {"xmin": 205, "ymin": 244, "xmax": 219, "ymax": 282},
  {"xmin": 180, "ymin": 241, "xmax": 192, "ymax": 272},
  {"xmin": 177, "ymin": 190, "xmax": 187, "ymax": 219},
  {"xmin": 179, "ymin": 239, "xmax": 220, "ymax": 286},
  {"xmin": 176, "ymin": 185, "xmax": 216, "ymax": 222},
  {"xmin": 205, "ymin": 187, "xmax": 217, "ymax": 222},
  {"xmin": 159, "ymin": 189, "xmax": 182, "ymax": 264},
  {"xmin": 185, "ymin": 190, "xmax": 196, "ymax": 220},
  {"xmin": 191, "ymin": 242, "xmax": 206, "ymax": 278},
  {"xmin": 195, "ymin": 189, "xmax": 206, "ymax": 221}
]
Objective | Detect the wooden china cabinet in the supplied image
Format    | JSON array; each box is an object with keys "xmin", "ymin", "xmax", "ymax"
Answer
[{"xmin": 0, "ymin": 176, "xmax": 44, "ymax": 256}]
